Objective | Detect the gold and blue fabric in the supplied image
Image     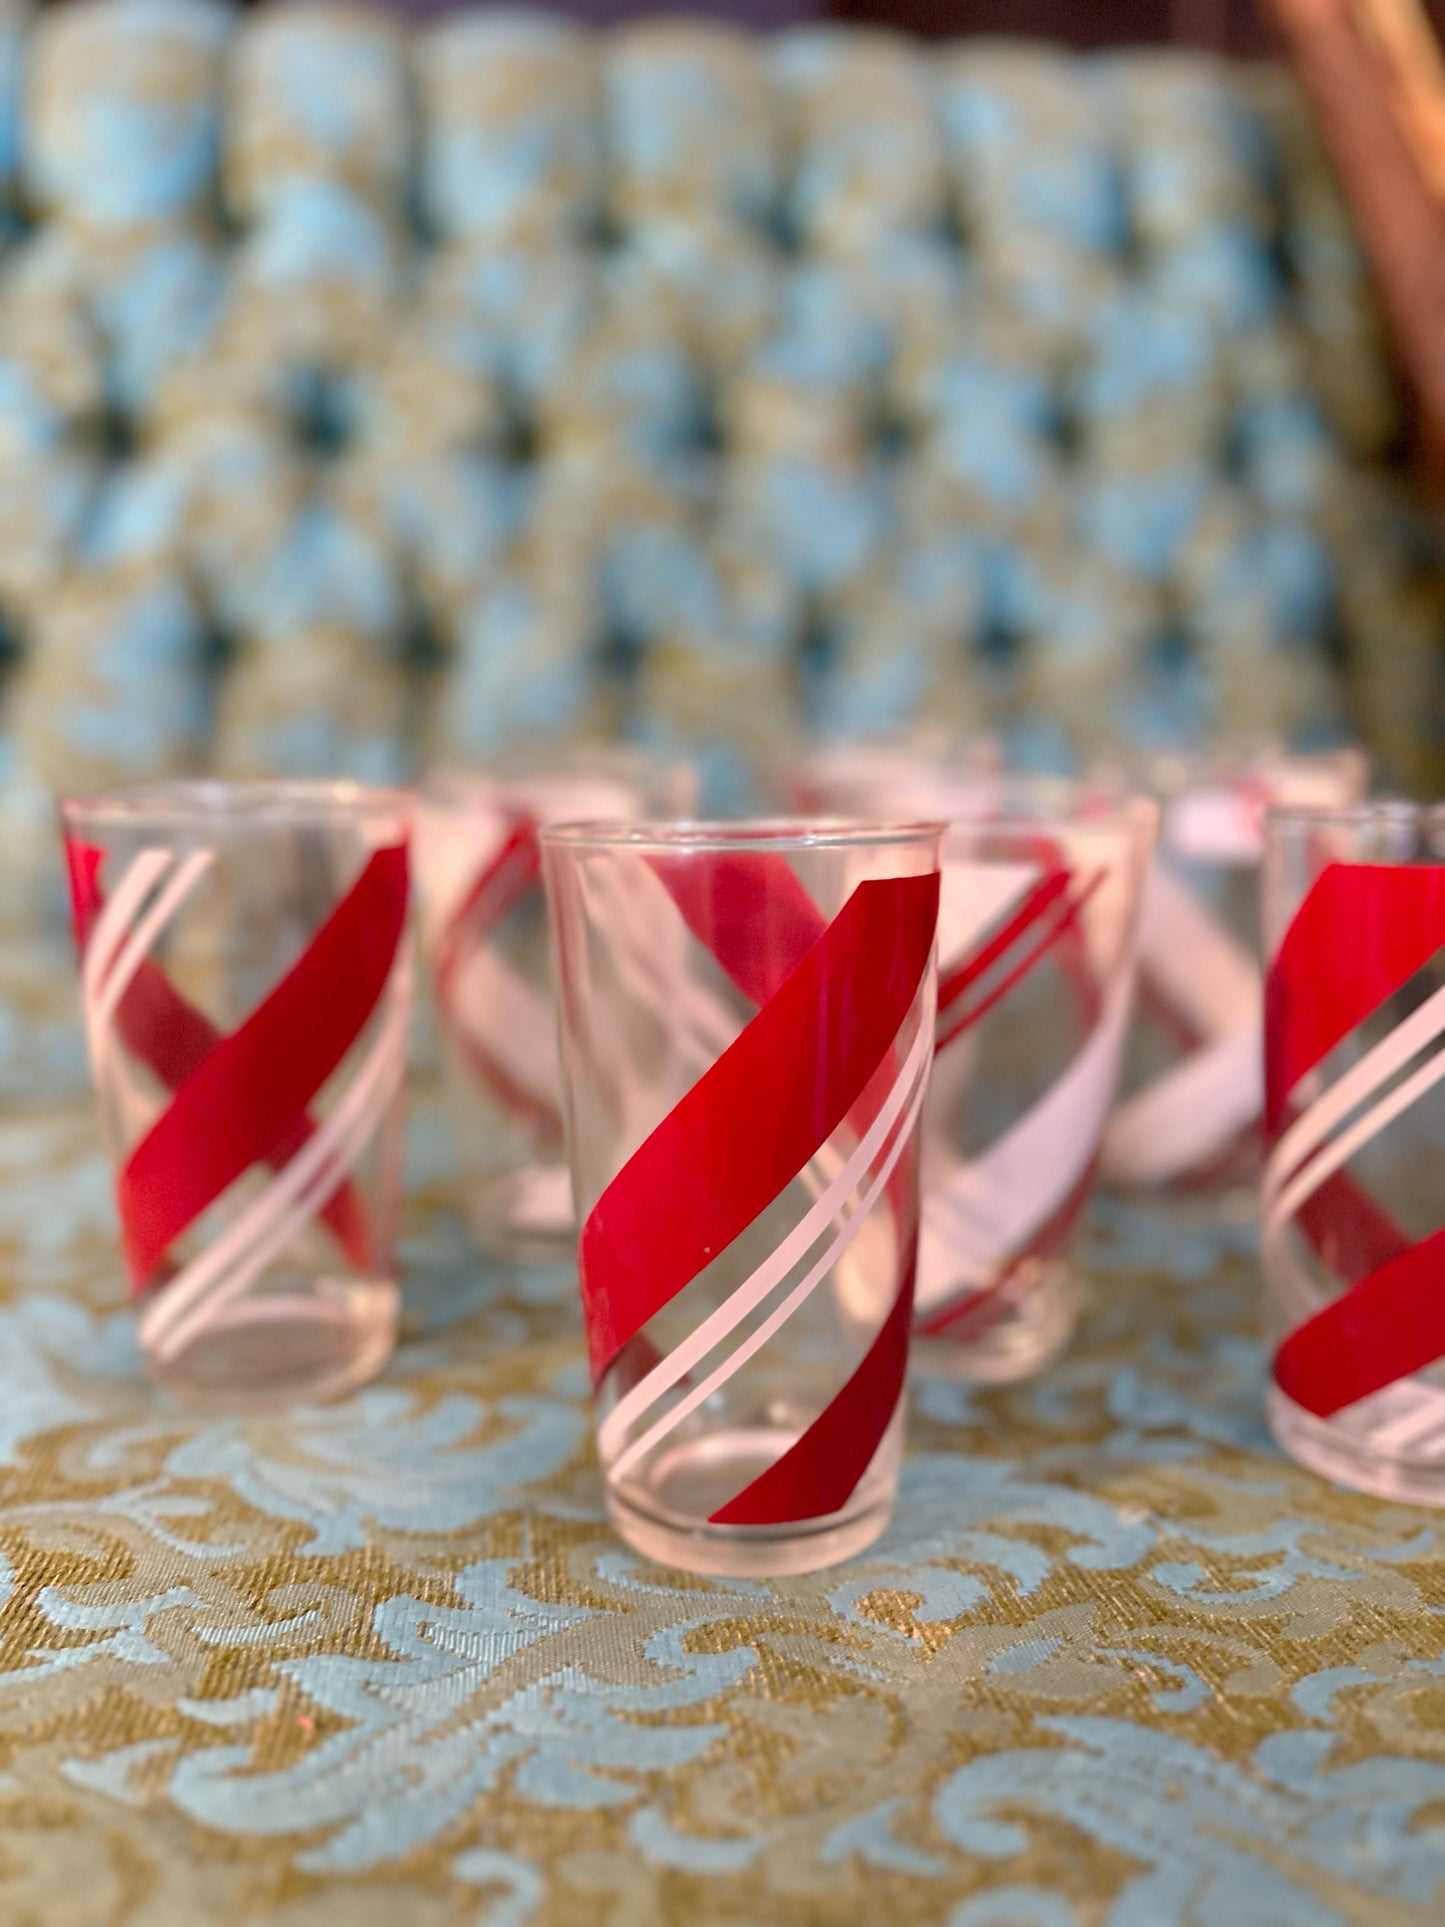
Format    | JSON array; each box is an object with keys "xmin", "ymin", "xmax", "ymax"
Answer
[{"xmin": 3, "ymin": 946, "xmax": 1445, "ymax": 1923}]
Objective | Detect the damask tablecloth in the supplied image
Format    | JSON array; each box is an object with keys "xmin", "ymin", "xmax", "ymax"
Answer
[{"xmin": 4, "ymin": 958, "xmax": 1445, "ymax": 1926}]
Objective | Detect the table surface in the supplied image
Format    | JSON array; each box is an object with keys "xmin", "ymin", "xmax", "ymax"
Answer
[{"xmin": 4, "ymin": 961, "xmax": 1445, "ymax": 1927}]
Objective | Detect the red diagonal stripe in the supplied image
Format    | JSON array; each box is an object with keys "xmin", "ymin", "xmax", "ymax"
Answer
[
  {"xmin": 649, "ymin": 849, "xmax": 831, "ymax": 1008},
  {"xmin": 1267, "ymin": 860, "xmax": 1445, "ymax": 1418},
  {"xmin": 650, "ymin": 848, "xmax": 914, "ymax": 1188},
  {"xmin": 116, "ymin": 844, "xmax": 409, "ymax": 1290},
  {"xmin": 917, "ymin": 845, "xmax": 1104, "ymax": 1333},
  {"xmin": 67, "ymin": 844, "xmax": 373, "ymax": 1278},
  {"xmin": 434, "ymin": 815, "xmax": 562, "ymax": 1146},
  {"xmin": 1275, "ymin": 1226, "xmax": 1445, "ymax": 1416},
  {"xmin": 1294, "ymin": 1167, "xmax": 1411, "ymax": 1284},
  {"xmin": 578, "ymin": 871, "xmax": 938, "ymax": 1390},
  {"xmin": 1265, "ymin": 862, "xmax": 1445, "ymax": 1130},
  {"xmin": 437, "ymin": 818, "xmax": 542, "ymax": 975},
  {"xmin": 935, "ymin": 870, "xmax": 1104, "ymax": 1053},
  {"xmin": 710, "ymin": 1213, "xmax": 918, "ymax": 1527},
  {"xmin": 645, "ymin": 850, "xmax": 935, "ymax": 1526},
  {"xmin": 936, "ymin": 870, "xmax": 1072, "ymax": 1023}
]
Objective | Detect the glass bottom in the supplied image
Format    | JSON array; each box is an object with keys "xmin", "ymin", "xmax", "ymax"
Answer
[
  {"xmin": 144, "ymin": 1276, "xmax": 399, "ymax": 1413},
  {"xmin": 606, "ymin": 1421, "xmax": 899, "ymax": 1577},
  {"xmin": 466, "ymin": 1164, "xmax": 576, "ymax": 1266},
  {"xmin": 910, "ymin": 1263, "xmax": 1080, "ymax": 1384},
  {"xmin": 1268, "ymin": 1387, "xmax": 1445, "ymax": 1508}
]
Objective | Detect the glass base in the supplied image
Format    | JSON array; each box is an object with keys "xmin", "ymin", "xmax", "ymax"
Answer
[
  {"xmin": 910, "ymin": 1263, "xmax": 1080, "ymax": 1384},
  {"xmin": 144, "ymin": 1277, "xmax": 399, "ymax": 1413},
  {"xmin": 1268, "ymin": 1387, "xmax": 1445, "ymax": 1508},
  {"xmin": 606, "ymin": 1423, "xmax": 897, "ymax": 1577},
  {"xmin": 467, "ymin": 1165, "xmax": 576, "ymax": 1267}
]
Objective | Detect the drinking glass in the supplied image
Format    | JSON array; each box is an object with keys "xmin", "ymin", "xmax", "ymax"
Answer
[
  {"xmin": 794, "ymin": 757, "xmax": 1156, "ymax": 1382},
  {"xmin": 541, "ymin": 820, "xmax": 942, "ymax": 1576},
  {"xmin": 61, "ymin": 780, "xmax": 413, "ymax": 1409},
  {"xmin": 1101, "ymin": 747, "xmax": 1366, "ymax": 1192},
  {"xmin": 414, "ymin": 758, "xmax": 693, "ymax": 1262},
  {"xmin": 1263, "ymin": 801, "xmax": 1445, "ymax": 1504}
]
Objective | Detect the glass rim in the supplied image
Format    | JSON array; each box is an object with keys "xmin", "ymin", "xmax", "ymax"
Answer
[
  {"xmin": 1263, "ymin": 797, "xmax": 1433, "ymax": 833},
  {"xmin": 58, "ymin": 778, "xmax": 414, "ymax": 832},
  {"xmin": 942, "ymin": 794, "xmax": 1159, "ymax": 845},
  {"xmin": 932, "ymin": 777, "xmax": 1156, "ymax": 835},
  {"xmin": 538, "ymin": 817, "xmax": 948, "ymax": 855}
]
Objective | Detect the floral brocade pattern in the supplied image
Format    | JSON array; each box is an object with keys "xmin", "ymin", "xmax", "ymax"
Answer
[{"xmin": 5, "ymin": 1019, "xmax": 1445, "ymax": 1920}]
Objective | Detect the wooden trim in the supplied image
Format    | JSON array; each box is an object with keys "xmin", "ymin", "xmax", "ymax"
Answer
[
  {"xmin": 1353, "ymin": 0, "xmax": 1445, "ymax": 202},
  {"xmin": 1268, "ymin": 0, "xmax": 1445, "ymax": 485}
]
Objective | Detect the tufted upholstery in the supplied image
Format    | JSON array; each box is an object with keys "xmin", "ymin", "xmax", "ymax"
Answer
[{"xmin": 0, "ymin": 0, "xmax": 1438, "ymax": 856}]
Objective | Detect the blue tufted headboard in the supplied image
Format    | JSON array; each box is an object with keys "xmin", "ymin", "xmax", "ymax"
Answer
[{"xmin": 0, "ymin": 0, "xmax": 1438, "ymax": 858}]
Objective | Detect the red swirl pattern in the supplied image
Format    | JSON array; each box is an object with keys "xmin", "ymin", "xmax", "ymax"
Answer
[
  {"xmin": 576, "ymin": 861, "xmax": 939, "ymax": 1529},
  {"xmin": 1267, "ymin": 862, "xmax": 1445, "ymax": 1416},
  {"xmin": 67, "ymin": 838, "xmax": 408, "ymax": 1296},
  {"xmin": 915, "ymin": 843, "xmax": 1105, "ymax": 1340},
  {"xmin": 432, "ymin": 813, "xmax": 564, "ymax": 1148}
]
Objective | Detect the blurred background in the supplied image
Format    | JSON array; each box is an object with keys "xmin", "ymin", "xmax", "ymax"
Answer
[
  {"xmin": 377, "ymin": 0, "xmax": 1277, "ymax": 42},
  {"xmin": 0, "ymin": 0, "xmax": 1440, "ymax": 944}
]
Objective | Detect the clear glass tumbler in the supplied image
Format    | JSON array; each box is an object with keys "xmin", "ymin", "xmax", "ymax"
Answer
[
  {"xmin": 793, "ymin": 759, "xmax": 1156, "ymax": 1383},
  {"xmin": 414, "ymin": 758, "xmax": 693, "ymax": 1263},
  {"xmin": 541, "ymin": 820, "xmax": 942, "ymax": 1577},
  {"xmin": 1101, "ymin": 747, "xmax": 1366, "ymax": 1193},
  {"xmin": 1263, "ymin": 801, "xmax": 1445, "ymax": 1505},
  {"xmin": 61, "ymin": 780, "xmax": 413, "ymax": 1410}
]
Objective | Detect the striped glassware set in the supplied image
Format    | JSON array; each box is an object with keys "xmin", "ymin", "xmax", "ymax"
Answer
[{"xmin": 65, "ymin": 744, "xmax": 1442, "ymax": 1575}]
